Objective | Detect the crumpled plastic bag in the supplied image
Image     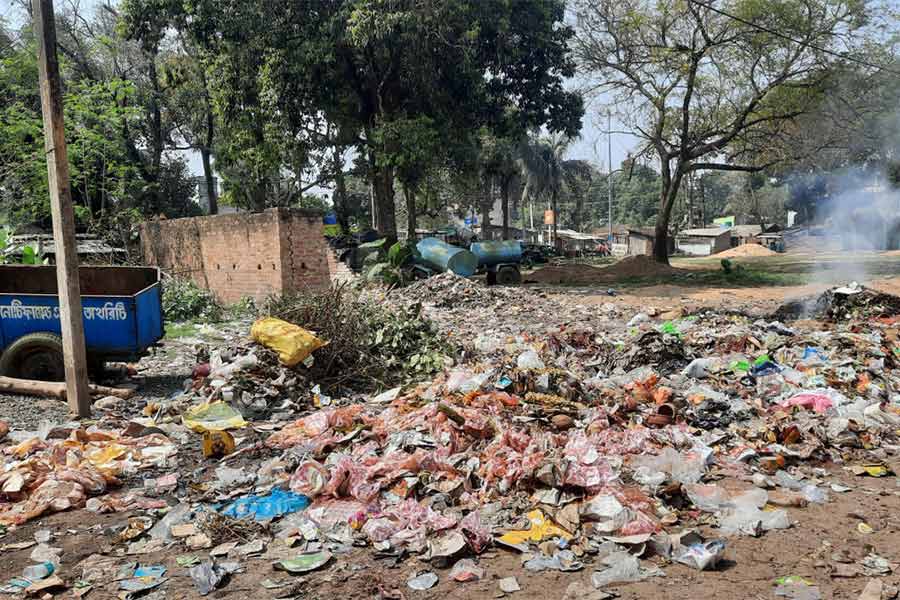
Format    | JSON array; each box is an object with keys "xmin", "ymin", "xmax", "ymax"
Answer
[
  {"xmin": 182, "ymin": 402, "xmax": 247, "ymax": 433},
  {"xmin": 251, "ymin": 317, "xmax": 326, "ymax": 367},
  {"xmin": 498, "ymin": 510, "xmax": 571, "ymax": 545},
  {"xmin": 221, "ymin": 488, "xmax": 310, "ymax": 521}
]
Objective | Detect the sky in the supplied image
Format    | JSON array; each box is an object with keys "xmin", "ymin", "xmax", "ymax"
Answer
[{"xmin": 0, "ymin": 0, "xmax": 638, "ymax": 176}]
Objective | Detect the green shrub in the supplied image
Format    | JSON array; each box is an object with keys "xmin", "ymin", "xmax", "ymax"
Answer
[
  {"xmin": 162, "ymin": 277, "xmax": 223, "ymax": 322},
  {"xmin": 262, "ymin": 284, "xmax": 453, "ymax": 391}
]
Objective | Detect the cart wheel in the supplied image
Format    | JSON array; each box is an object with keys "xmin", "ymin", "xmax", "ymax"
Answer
[
  {"xmin": 496, "ymin": 266, "xmax": 522, "ymax": 285},
  {"xmin": 0, "ymin": 332, "xmax": 65, "ymax": 381}
]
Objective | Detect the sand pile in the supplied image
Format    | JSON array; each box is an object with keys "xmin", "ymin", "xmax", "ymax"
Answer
[
  {"xmin": 528, "ymin": 255, "xmax": 684, "ymax": 285},
  {"xmin": 717, "ymin": 243, "xmax": 777, "ymax": 258}
]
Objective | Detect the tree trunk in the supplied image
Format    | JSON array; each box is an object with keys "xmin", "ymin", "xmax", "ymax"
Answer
[
  {"xmin": 501, "ymin": 176, "xmax": 511, "ymax": 240},
  {"xmin": 404, "ymin": 184, "xmax": 416, "ymax": 240},
  {"xmin": 200, "ymin": 147, "xmax": 217, "ymax": 215},
  {"xmin": 481, "ymin": 177, "xmax": 493, "ymax": 241},
  {"xmin": 333, "ymin": 158, "xmax": 350, "ymax": 234},
  {"xmin": 653, "ymin": 159, "xmax": 686, "ymax": 265},
  {"xmin": 551, "ymin": 190, "xmax": 559, "ymax": 250},
  {"xmin": 373, "ymin": 164, "xmax": 397, "ymax": 241}
]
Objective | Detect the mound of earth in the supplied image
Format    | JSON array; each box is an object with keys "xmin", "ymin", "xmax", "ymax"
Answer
[
  {"xmin": 528, "ymin": 255, "xmax": 684, "ymax": 285},
  {"xmin": 718, "ymin": 243, "xmax": 777, "ymax": 258}
]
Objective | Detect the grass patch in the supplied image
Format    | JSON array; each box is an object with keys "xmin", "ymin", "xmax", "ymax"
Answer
[{"xmin": 164, "ymin": 322, "xmax": 198, "ymax": 339}]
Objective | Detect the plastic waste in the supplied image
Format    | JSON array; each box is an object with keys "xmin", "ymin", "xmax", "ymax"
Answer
[
  {"xmin": 449, "ymin": 558, "xmax": 485, "ymax": 581},
  {"xmin": 774, "ymin": 470, "xmax": 805, "ymax": 491},
  {"xmin": 499, "ymin": 577, "xmax": 520, "ymax": 593},
  {"xmin": 273, "ymin": 551, "xmax": 333, "ymax": 573},
  {"xmin": 516, "ymin": 350, "xmax": 545, "ymax": 370},
  {"xmin": 148, "ymin": 503, "xmax": 191, "ymax": 541},
  {"xmin": 250, "ymin": 318, "xmax": 326, "ymax": 367},
  {"xmin": 189, "ymin": 561, "xmax": 227, "ymax": 596},
  {"xmin": 182, "ymin": 402, "xmax": 248, "ymax": 433},
  {"xmin": 221, "ymin": 489, "xmax": 310, "ymax": 521},
  {"xmin": 21, "ymin": 562, "xmax": 54, "ymax": 580},
  {"xmin": 210, "ymin": 352, "xmax": 259, "ymax": 379},
  {"xmin": 627, "ymin": 313, "xmax": 650, "ymax": 327},
  {"xmin": 407, "ymin": 571, "xmax": 439, "ymax": 590},
  {"xmin": 498, "ymin": 510, "xmax": 572, "ymax": 545},
  {"xmin": 524, "ymin": 549, "xmax": 583, "ymax": 572},
  {"xmin": 215, "ymin": 465, "xmax": 255, "ymax": 488},
  {"xmin": 202, "ymin": 430, "xmax": 235, "ymax": 458},
  {"xmin": 682, "ymin": 358, "xmax": 717, "ymax": 379},
  {"xmin": 779, "ymin": 392, "xmax": 838, "ymax": 413},
  {"xmin": 800, "ymin": 484, "xmax": 828, "ymax": 504},
  {"xmin": 289, "ymin": 461, "xmax": 329, "ymax": 497},
  {"xmin": 591, "ymin": 552, "xmax": 655, "ymax": 587},
  {"xmin": 672, "ymin": 539, "xmax": 726, "ymax": 570},
  {"xmin": 773, "ymin": 575, "xmax": 822, "ymax": 600}
]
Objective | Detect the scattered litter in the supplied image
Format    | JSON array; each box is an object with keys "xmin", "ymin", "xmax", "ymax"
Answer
[
  {"xmin": 273, "ymin": 551, "xmax": 333, "ymax": 574},
  {"xmin": 407, "ymin": 571, "xmax": 439, "ymax": 590},
  {"xmin": 499, "ymin": 576, "xmax": 520, "ymax": 593}
]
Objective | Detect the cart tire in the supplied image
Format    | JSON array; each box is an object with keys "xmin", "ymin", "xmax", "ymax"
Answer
[
  {"xmin": 0, "ymin": 332, "xmax": 66, "ymax": 382},
  {"xmin": 496, "ymin": 266, "xmax": 522, "ymax": 286}
]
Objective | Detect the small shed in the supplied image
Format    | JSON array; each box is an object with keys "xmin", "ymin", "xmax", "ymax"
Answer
[
  {"xmin": 729, "ymin": 225, "xmax": 762, "ymax": 247},
  {"xmin": 676, "ymin": 227, "xmax": 731, "ymax": 256},
  {"xmin": 556, "ymin": 229, "xmax": 601, "ymax": 253},
  {"xmin": 625, "ymin": 227, "xmax": 655, "ymax": 256}
]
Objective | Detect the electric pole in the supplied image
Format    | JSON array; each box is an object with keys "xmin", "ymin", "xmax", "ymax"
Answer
[
  {"xmin": 607, "ymin": 111, "xmax": 613, "ymax": 244},
  {"xmin": 33, "ymin": 0, "xmax": 92, "ymax": 417}
]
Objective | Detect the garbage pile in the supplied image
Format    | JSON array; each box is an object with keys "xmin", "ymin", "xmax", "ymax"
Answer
[
  {"xmin": 773, "ymin": 282, "xmax": 900, "ymax": 322},
  {"xmin": 0, "ymin": 425, "xmax": 173, "ymax": 527},
  {"xmin": 1, "ymin": 283, "xmax": 900, "ymax": 597},
  {"xmin": 397, "ymin": 271, "xmax": 519, "ymax": 307}
]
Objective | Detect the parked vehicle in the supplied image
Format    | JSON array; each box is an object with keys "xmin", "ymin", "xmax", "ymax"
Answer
[{"xmin": 0, "ymin": 265, "xmax": 164, "ymax": 381}]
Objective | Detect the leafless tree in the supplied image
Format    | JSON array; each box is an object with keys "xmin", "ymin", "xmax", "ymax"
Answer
[{"xmin": 572, "ymin": 0, "xmax": 872, "ymax": 262}]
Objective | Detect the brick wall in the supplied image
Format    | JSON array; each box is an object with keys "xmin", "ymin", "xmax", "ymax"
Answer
[{"xmin": 141, "ymin": 208, "xmax": 335, "ymax": 304}]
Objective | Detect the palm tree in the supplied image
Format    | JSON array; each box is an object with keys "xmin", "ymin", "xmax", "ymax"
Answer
[{"xmin": 518, "ymin": 134, "xmax": 573, "ymax": 247}]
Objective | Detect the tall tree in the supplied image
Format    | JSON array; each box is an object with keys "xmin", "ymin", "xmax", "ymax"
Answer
[
  {"xmin": 129, "ymin": 0, "xmax": 582, "ymax": 236},
  {"xmin": 573, "ymin": 0, "xmax": 873, "ymax": 263}
]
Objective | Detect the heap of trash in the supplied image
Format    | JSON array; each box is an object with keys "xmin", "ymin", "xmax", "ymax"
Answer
[{"xmin": 1, "ymin": 283, "xmax": 899, "ymax": 597}]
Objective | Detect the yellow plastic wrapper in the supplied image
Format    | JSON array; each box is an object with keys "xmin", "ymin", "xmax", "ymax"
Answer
[
  {"xmin": 182, "ymin": 402, "xmax": 247, "ymax": 433},
  {"xmin": 202, "ymin": 430, "xmax": 235, "ymax": 458},
  {"xmin": 251, "ymin": 317, "xmax": 327, "ymax": 367},
  {"xmin": 498, "ymin": 509, "xmax": 572, "ymax": 545}
]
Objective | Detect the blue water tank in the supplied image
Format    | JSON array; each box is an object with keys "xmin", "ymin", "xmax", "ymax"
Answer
[
  {"xmin": 469, "ymin": 240, "xmax": 522, "ymax": 267},
  {"xmin": 416, "ymin": 238, "xmax": 478, "ymax": 277}
]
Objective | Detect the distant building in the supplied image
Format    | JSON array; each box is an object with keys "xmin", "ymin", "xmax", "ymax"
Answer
[
  {"xmin": 729, "ymin": 224, "xmax": 762, "ymax": 247},
  {"xmin": 676, "ymin": 227, "xmax": 731, "ymax": 256}
]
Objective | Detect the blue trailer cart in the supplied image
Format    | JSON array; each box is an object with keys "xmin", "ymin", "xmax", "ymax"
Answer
[
  {"xmin": 0, "ymin": 265, "xmax": 164, "ymax": 381},
  {"xmin": 470, "ymin": 240, "xmax": 523, "ymax": 285}
]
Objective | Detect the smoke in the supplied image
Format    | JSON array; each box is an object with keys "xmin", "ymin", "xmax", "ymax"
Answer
[{"xmin": 791, "ymin": 167, "xmax": 900, "ymax": 286}]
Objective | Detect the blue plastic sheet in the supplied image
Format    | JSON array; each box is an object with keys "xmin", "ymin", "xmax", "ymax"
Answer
[{"xmin": 221, "ymin": 488, "xmax": 310, "ymax": 521}]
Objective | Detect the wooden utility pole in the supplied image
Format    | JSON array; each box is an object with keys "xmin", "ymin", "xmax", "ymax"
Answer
[{"xmin": 33, "ymin": 0, "xmax": 91, "ymax": 417}]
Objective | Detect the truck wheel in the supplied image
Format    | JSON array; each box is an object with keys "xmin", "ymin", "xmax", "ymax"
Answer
[
  {"xmin": 497, "ymin": 266, "xmax": 522, "ymax": 285},
  {"xmin": 0, "ymin": 332, "xmax": 65, "ymax": 381}
]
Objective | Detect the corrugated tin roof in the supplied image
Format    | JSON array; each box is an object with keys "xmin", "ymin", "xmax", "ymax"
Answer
[
  {"xmin": 678, "ymin": 227, "xmax": 731, "ymax": 237},
  {"xmin": 556, "ymin": 229, "xmax": 602, "ymax": 241},
  {"xmin": 731, "ymin": 225, "xmax": 762, "ymax": 236},
  {"xmin": 4, "ymin": 234, "xmax": 125, "ymax": 257}
]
